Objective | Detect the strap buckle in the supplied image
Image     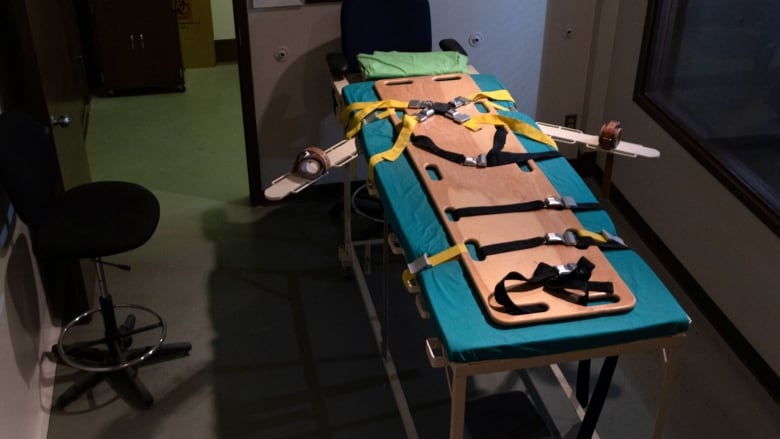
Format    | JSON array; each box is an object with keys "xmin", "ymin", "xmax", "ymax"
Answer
[
  {"xmin": 408, "ymin": 99, "xmax": 424, "ymax": 109},
  {"xmin": 544, "ymin": 196, "xmax": 564, "ymax": 210},
  {"xmin": 445, "ymin": 108, "xmax": 471, "ymax": 124},
  {"xmin": 561, "ymin": 196, "xmax": 577, "ymax": 209},
  {"xmin": 600, "ymin": 229, "xmax": 626, "ymax": 247},
  {"xmin": 544, "ymin": 232, "xmax": 563, "ymax": 245},
  {"xmin": 362, "ymin": 111, "xmax": 379, "ymax": 125},
  {"xmin": 463, "ymin": 154, "xmax": 487, "ymax": 167},
  {"xmin": 449, "ymin": 96, "xmax": 470, "ymax": 108},
  {"xmin": 556, "ymin": 262, "xmax": 578, "ymax": 275},
  {"xmin": 544, "ymin": 231, "xmax": 578, "ymax": 246},
  {"xmin": 563, "ymin": 229, "xmax": 579, "ymax": 246},
  {"xmin": 416, "ymin": 107, "xmax": 435, "ymax": 122},
  {"xmin": 544, "ymin": 196, "xmax": 578, "ymax": 210},
  {"xmin": 407, "ymin": 253, "xmax": 431, "ymax": 275}
]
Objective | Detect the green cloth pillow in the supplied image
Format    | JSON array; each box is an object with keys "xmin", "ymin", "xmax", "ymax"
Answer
[{"xmin": 357, "ymin": 51, "xmax": 469, "ymax": 79}]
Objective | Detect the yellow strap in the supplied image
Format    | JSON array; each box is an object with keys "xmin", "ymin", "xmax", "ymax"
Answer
[
  {"xmin": 466, "ymin": 90, "xmax": 515, "ymax": 112},
  {"xmin": 342, "ymin": 90, "xmax": 515, "ymax": 139},
  {"xmin": 574, "ymin": 229, "xmax": 607, "ymax": 243},
  {"xmin": 402, "ymin": 243, "xmax": 469, "ymax": 284},
  {"xmin": 342, "ymin": 99, "xmax": 410, "ymax": 138},
  {"xmin": 463, "ymin": 114, "xmax": 558, "ymax": 149},
  {"xmin": 339, "ymin": 99, "xmax": 408, "ymax": 125},
  {"xmin": 466, "ymin": 89, "xmax": 515, "ymax": 104},
  {"xmin": 376, "ymin": 108, "xmax": 395, "ymax": 121},
  {"xmin": 367, "ymin": 114, "xmax": 419, "ymax": 186}
]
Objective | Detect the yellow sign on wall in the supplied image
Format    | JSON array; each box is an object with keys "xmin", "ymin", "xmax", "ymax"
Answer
[
  {"xmin": 176, "ymin": 0, "xmax": 194, "ymax": 23},
  {"xmin": 177, "ymin": 0, "xmax": 216, "ymax": 67}
]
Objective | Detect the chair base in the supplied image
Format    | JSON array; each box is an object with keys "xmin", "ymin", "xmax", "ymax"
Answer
[
  {"xmin": 52, "ymin": 293, "xmax": 191, "ymax": 409},
  {"xmin": 53, "ymin": 342, "xmax": 192, "ymax": 409}
]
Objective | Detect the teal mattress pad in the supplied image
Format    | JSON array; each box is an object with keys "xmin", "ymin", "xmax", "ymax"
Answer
[{"xmin": 342, "ymin": 74, "xmax": 690, "ymax": 363}]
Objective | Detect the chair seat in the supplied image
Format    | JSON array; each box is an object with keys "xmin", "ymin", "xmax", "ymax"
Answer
[{"xmin": 34, "ymin": 181, "xmax": 160, "ymax": 259}]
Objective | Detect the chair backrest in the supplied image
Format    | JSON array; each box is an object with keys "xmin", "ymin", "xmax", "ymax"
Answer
[
  {"xmin": 340, "ymin": 0, "xmax": 433, "ymax": 73},
  {"xmin": 0, "ymin": 110, "xmax": 60, "ymax": 230}
]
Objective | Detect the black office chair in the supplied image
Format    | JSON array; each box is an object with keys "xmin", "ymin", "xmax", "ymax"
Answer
[
  {"xmin": 0, "ymin": 110, "xmax": 191, "ymax": 409},
  {"xmin": 327, "ymin": 0, "xmax": 466, "ymax": 80}
]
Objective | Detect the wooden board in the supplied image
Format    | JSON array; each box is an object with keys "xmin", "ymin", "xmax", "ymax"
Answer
[
  {"xmin": 537, "ymin": 122, "xmax": 660, "ymax": 158},
  {"xmin": 373, "ymin": 74, "xmax": 636, "ymax": 326},
  {"xmin": 264, "ymin": 139, "xmax": 358, "ymax": 201}
]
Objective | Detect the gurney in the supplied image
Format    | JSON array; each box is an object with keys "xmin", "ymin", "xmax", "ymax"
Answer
[{"xmin": 265, "ymin": 65, "xmax": 688, "ymax": 438}]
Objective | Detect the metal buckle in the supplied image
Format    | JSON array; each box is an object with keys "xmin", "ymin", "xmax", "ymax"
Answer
[
  {"xmin": 601, "ymin": 229, "xmax": 626, "ymax": 247},
  {"xmin": 416, "ymin": 107, "xmax": 435, "ymax": 122},
  {"xmin": 546, "ymin": 231, "xmax": 578, "ymax": 246},
  {"xmin": 432, "ymin": 102, "xmax": 450, "ymax": 114},
  {"xmin": 362, "ymin": 112, "xmax": 379, "ymax": 125},
  {"xmin": 563, "ymin": 230, "xmax": 578, "ymax": 246},
  {"xmin": 407, "ymin": 99, "xmax": 423, "ymax": 109},
  {"xmin": 445, "ymin": 108, "xmax": 470, "ymax": 123},
  {"xmin": 407, "ymin": 253, "xmax": 431, "ymax": 275},
  {"xmin": 556, "ymin": 263, "xmax": 578, "ymax": 275},
  {"xmin": 544, "ymin": 232, "xmax": 564, "ymax": 244},
  {"xmin": 545, "ymin": 196, "xmax": 577, "ymax": 209},
  {"xmin": 544, "ymin": 196, "xmax": 564, "ymax": 209},
  {"xmin": 463, "ymin": 154, "xmax": 487, "ymax": 167},
  {"xmin": 366, "ymin": 181, "xmax": 379, "ymax": 197},
  {"xmin": 561, "ymin": 196, "xmax": 577, "ymax": 209},
  {"xmin": 450, "ymin": 96, "xmax": 470, "ymax": 108}
]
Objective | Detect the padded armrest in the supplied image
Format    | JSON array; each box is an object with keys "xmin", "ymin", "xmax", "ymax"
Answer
[
  {"xmin": 439, "ymin": 38, "xmax": 468, "ymax": 56},
  {"xmin": 326, "ymin": 52, "xmax": 351, "ymax": 78}
]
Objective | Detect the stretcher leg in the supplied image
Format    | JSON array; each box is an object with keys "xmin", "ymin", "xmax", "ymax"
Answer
[
  {"xmin": 601, "ymin": 153, "xmax": 615, "ymax": 197},
  {"xmin": 449, "ymin": 370, "xmax": 468, "ymax": 439},
  {"xmin": 653, "ymin": 345, "xmax": 682, "ymax": 439}
]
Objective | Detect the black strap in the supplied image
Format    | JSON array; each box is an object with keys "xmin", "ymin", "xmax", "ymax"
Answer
[
  {"xmin": 478, "ymin": 230, "xmax": 628, "ymax": 258},
  {"xmin": 493, "ymin": 257, "xmax": 614, "ymax": 314},
  {"xmin": 486, "ymin": 126, "xmax": 561, "ymax": 166},
  {"xmin": 409, "ymin": 133, "xmax": 466, "ymax": 164},
  {"xmin": 448, "ymin": 198, "xmax": 602, "ymax": 220},
  {"xmin": 410, "ymin": 127, "xmax": 560, "ymax": 167},
  {"xmin": 479, "ymin": 237, "xmax": 547, "ymax": 258}
]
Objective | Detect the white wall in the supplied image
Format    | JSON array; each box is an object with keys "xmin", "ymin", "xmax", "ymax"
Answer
[
  {"xmin": 583, "ymin": 0, "xmax": 780, "ymax": 372},
  {"xmin": 0, "ymin": 209, "xmax": 59, "ymax": 439},
  {"xmin": 210, "ymin": 0, "xmax": 235, "ymax": 40},
  {"xmin": 248, "ymin": 3, "xmax": 344, "ymax": 189},
  {"xmin": 430, "ymin": 0, "xmax": 547, "ymax": 117},
  {"xmin": 248, "ymin": 0, "xmax": 548, "ymax": 188},
  {"xmin": 537, "ymin": 0, "xmax": 599, "ymax": 131}
]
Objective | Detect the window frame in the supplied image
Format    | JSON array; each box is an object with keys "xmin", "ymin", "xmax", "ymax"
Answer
[{"xmin": 634, "ymin": 0, "xmax": 780, "ymax": 236}]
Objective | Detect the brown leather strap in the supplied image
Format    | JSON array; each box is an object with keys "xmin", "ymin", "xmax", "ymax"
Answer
[
  {"xmin": 292, "ymin": 147, "xmax": 331, "ymax": 179},
  {"xmin": 598, "ymin": 120, "xmax": 622, "ymax": 150}
]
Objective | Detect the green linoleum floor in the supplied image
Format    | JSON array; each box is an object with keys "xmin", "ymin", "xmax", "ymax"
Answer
[{"xmin": 86, "ymin": 64, "xmax": 249, "ymax": 204}]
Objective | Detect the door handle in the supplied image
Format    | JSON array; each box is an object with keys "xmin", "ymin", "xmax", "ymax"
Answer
[{"xmin": 51, "ymin": 114, "xmax": 71, "ymax": 128}]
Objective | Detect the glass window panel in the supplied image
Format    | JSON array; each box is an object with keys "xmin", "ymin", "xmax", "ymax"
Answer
[{"xmin": 638, "ymin": 0, "xmax": 780, "ymax": 224}]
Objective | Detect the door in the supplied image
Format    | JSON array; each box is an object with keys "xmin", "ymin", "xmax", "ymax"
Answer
[
  {"xmin": 12, "ymin": 0, "xmax": 92, "ymax": 189},
  {"xmin": 8, "ymin": 0, "xmax": 94, "ymax": 316}
]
